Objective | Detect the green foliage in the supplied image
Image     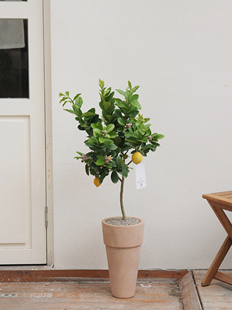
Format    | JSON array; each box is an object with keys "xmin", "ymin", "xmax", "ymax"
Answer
[{"xmin": 59, "ymin": 80, "xmax": 164, "ymax": 184}]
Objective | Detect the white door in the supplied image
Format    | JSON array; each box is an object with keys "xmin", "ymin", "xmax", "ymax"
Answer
[{"xmin": 0, "ymin": 0, "xmax": 46, "ymax": 264}]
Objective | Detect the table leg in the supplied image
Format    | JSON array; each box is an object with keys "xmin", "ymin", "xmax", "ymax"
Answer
[
  {"xmin": 210, "ymin": 203, "xmax": 232, "ymax": 239},
  {"xmin": 201, "ymin": 235, "xmax": 232, "ymax": 286}
]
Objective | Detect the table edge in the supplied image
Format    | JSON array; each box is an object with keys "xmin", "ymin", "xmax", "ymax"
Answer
[{"xmin": 203, "ymin": 192, "xmax": 232, "ymax": 208}]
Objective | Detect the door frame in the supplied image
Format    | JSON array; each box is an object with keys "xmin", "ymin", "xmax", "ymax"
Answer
[{"xmin": 43, "ymin": 0, "xmax": 54, "ymax": 266}]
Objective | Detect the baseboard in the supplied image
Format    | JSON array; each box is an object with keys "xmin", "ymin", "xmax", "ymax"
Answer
[{"xmin": 0, "ymin": 269, "xmax": 188, "ymax": 282}]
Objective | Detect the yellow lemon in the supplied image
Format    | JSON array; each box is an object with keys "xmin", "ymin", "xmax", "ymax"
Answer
[
  {"xmin": 132, "ymin": 152, "xmax": 143, "ymax": 164},
  {"xmin": 94, "ymin": 177, "xmax": 101, "ymax": 187}
]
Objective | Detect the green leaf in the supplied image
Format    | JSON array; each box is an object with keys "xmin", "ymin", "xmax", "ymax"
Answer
[
  {"xmin": 93, "ymin": 128, "xmax": 102, "ymax": 135},
  {"xmin": 88, "ymin": 137, "xmax": 98, "ymax": 144},
  {"xmin": 116, "ymin": 89, "xmax": 125, "ymax": 96},
  {"xmin": 106, "ymin": 124, "xmax": 115, "ymax": 133},
  {"xmin": 76, "ymin": 151, "xmax": 83, "ymax": 156},
  {"xmin": 99, "ymin": 79, "xmax": 105, "ymax": 89},
  {"xmin": 85, "ymin": 159, "xmax": 92, "ymax": 164},
  {"xmin": 74, "ymin": 156, "xmax": 82, "ymax": 160},
  {"xmin": 103, "ymin": 101, "xmax": 111, "ymax": 110},
  {"xmin": 131, "ymin": 100, "xmax": 141, "ymax": 110},
  {"xmin": 61, "ymin": 98, "xmax": 69, "ymax": 106},
  {"xmin": 152, "ymin": 133, "xmax": 165, "ymax": 140},
  {"xmin": 105, "ymin": 164, "xmax": 112, "ymax": 168},
  {"xmin": 117, "ymin": 156, "xmax": 124, "ymax": 167},
  {"xmin": 124, "ymin": 135, "xmax": 137, "ymax": 141},
  {"xmin": 117, "ymin": 118, "xmax": 126, "ymax": 126},
  {"xmin": 91, "ymin": 122, "xmax": 102, "ymax": 130},
  {"xmin": 124, "ymin": 91, "xmax": 130, "ymax": 102},
  {"xmin": 146, "ymin": 128, "xmax": 152, "ymax": 136},
  {"xmin": 138, "ymin": 137, "xmax": 148, "ymax": 143},
  {"xmin": 151, "ymin": 143, "xmax": 159, "ymax": 150},
  {"xmin": 156, "ymin": 134, "xmax": 164, "ymax": 140},
  {"xmin": 85, "ymin": 164, "xmax": 89, "ymax": 176},
  {"xmin": 59, "ymin": 92, "xmax": 65, "ymax": 97},
  {"xmin": 128, "ymin": 110, "xmax": 139, "ymax": 118},
  {"xmin": 85, "ymin": 138, "xmax": 97, "ymax": 146},
  {"xmin": 101, "ymin": 138, "xmax": 113, "ymax": 145},
  {"xmin": 74, "ymin": 96, "xmax": 83, "ymax": 108},
  {"xmin": 106, "ymin": 115, "xmax": 113, "ymax": 122},
  {"xmin": 96, "ymin": 158, "xmax": 105, "ymax": 166},
  {"xmin": 130, "ymin": 94, "xmax": 139, "ymax": 101},
  {"xmin": 65, "ymin": 91, "xmax": 70, "ymax": 96},
  {"xmin": 78, "ymin": 124, "xmax": 86, "ymax": 131},
  {"xmin": 108, "ymin": 131, "xmax": 117, "ymax": 138},
  {"xmin": 99, "ymin": 136, "xmax": 106, "ymax": 144},
  {"xmin": 63, "ymin": 109, "xmax": 76, "ymax": 115},
  {"xmin": 82, "ymin": 112, "xmax": 96, "ymax": 117},
  {"xmin": 128, "ymin": 81, "xmax": 132, "ymax": 89},
  {"xmin": 115, "ymin": 98, "xmax": 123, "ymax": 104},
  {"xmin": 109, "ymin": 160, "xmax": 117, "ymax": 167},
  {"xmin": 105, "ymin": 91, "xmax": 114, "ymax": 102},
  {"xmin": 104, "ymin": 89, "xmax": 110, "ymax": 96},
  {"xmin": 122, "ymin": 164, "xmax": 129, "ymax": 178},
  {"xmin": 93, "ymin": 131, "xmax": 98, "ymax": 139},
  {"xmin": 88, "ymin": 108, "xmax": 95, "ymax": 113},
  {"xmin": 103, "ymin": 144, "xmax": 117, "ymax": 150},
  {"xmin": 144, "ymin": 124, "xmax": 151, "ymax": 131},
  {"xmin": 131, "ymin": 85, "xmax": 140, "ymax": 94},
  {"xmin": 121, "ymin": 145, "xmax": 132, "ymax": 152},
  {"xmin": 111, "ymin": 171, "xmax": 119, "ymax": 183},
  {"xmin": 73, "ymin": 93, "xmax": 81, "ymax": 100},
  {"xmin": 113, "ymin": 136, "xmax": 122, "ymax": 146},
  {"xmin": 116, "ymin": 101, "xmax": 126, "ymax": 108},
  {"xmin": 59, "ymin": 97, "xmax": 67, "ymax": 103},
  {"xmin": 99, "ymin": 173, "xmax": 107, "ymax": 184},
  {"xmin": 90, "ymin": 168, "xmax": 95, "ymax": 176}
]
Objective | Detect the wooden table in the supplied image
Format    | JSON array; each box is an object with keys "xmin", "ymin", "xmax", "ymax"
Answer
[{"xmin": 202, "ymin": 191, "xmax": 232, "ymax": 286}]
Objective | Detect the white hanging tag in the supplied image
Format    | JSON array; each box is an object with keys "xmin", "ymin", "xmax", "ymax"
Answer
[{"xmin": 135, "ymin": 162, "xmax": 146, "ymax": 189}]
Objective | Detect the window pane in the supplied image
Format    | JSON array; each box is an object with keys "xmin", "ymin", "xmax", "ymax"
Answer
[{"xmin": 0, "ymin": 19, "xmax": 29, "ymax": 98}]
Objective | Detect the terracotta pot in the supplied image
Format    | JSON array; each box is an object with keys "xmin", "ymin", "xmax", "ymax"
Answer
[{"xmin": 102, "ymin": 217, "xmax": 145, "ymax": 298}]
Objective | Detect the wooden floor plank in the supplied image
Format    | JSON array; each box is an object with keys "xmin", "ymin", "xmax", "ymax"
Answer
[
  {"xmin": 178, "ymin": 272, "xmax": 202, "ymax": 310},
  {"xmin": 194, "ymin": 270, "xmax": 232, "ymax": 310},
  {"xmin": 0, "ymin": 279, "xmax": 184, "ymax": 310}
]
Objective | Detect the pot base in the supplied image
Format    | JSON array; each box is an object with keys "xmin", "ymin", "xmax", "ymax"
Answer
[{"xmin": 106, "ymin": 245, "xmax": 141, "ymax": 298}]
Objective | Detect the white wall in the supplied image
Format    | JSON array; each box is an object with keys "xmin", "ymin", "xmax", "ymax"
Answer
[{"xmin": 51, "ymin": 0, "xmax": 232, "ymax": 269}]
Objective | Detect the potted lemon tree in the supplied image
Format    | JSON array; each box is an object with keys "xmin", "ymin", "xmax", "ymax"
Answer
[{"xmin": 59, "ymin": 80, "xmax": 164, "ymax": 298}]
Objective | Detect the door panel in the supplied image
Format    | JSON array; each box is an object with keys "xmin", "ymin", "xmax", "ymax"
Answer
[
  {"xmin": 0, "ymin": 0, "xmax": 46, "ymax": 264},
  {"xmin": 0, "ymin": 116, "xmax": 29, "ymax": 244}
]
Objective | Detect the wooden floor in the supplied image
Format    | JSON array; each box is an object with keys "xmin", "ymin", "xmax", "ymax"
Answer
[
  {"xmin": 194, "ymin": 270, "xmax": 232, "ymax": 310},
  {"xmin": 0, "ymin": 271, "xmax": 232, "ymax": 309}
]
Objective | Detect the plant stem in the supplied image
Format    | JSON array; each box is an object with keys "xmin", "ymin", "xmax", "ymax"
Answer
[{"xmin": 120, "ymin": 176, "xmax": 126, "ymax": 221}]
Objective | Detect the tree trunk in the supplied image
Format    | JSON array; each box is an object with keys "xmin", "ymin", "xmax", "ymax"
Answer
[{"xmin": 120, "ymin": 176, "xmax": 126, "ymax": 220}]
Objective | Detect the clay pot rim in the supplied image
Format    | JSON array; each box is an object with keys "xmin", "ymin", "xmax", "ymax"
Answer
[{"xmin": 102, "ymin": 216, "xmax": 145, "ymax": 227}]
